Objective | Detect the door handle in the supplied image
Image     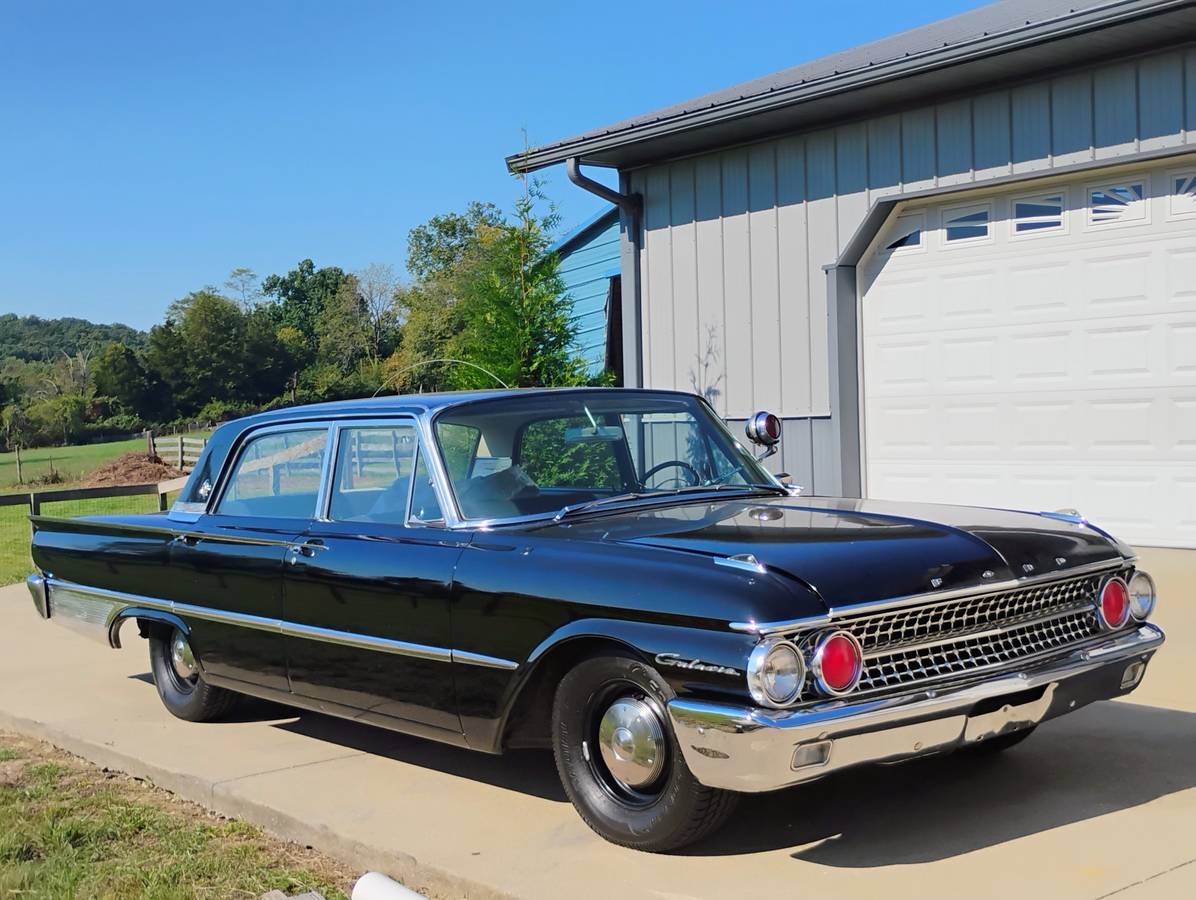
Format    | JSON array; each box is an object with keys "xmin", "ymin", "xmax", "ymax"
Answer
[
  {"xmin": 173, "ymin": 534, "xmax": 199, "ymax": 547},
  {"xmin": 287, "ymin": 541, "xmax": 328, "ymax": 564}
]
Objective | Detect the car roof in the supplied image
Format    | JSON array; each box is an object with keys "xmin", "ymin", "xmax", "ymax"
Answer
[{"xmin": 222, "ymin": 386, "xmax": 701, "ymax": 431}]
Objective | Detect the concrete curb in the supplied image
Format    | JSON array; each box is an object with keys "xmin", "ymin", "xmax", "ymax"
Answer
[{"xmin": 0, "ymin": 709, "xmax": 515, "ymax": 900}]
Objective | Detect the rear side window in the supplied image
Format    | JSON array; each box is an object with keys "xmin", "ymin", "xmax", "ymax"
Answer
[
  {"xmin": 216, "ymin": 429, "xmax": 327, "ymax": 518},
  {"xmin": 329, "ymin": 424, "xmax": 418, "ymax": 524}
]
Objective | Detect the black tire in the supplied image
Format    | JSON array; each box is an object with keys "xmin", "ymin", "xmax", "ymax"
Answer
[
  {"xmin": 962, "ymin": 726, "xmax": 1036, "ymax": 755},
  {"xmin": 148, "ymin": 629, "xmax": 238, "ymax": 722},
  {"xmin": 552, "ymin": 654, "xmax": 738, "ymax": 852}
]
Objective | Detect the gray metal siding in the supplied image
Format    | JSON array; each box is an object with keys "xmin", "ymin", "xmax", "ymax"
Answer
[{"xmin": 630, "ymin": 46, "xmax": 1195, "ymax": 496}]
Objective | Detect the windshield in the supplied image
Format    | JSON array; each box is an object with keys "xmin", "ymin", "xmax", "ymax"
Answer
[{"xmin": 432, "ymin": 391, "xmax": 780, "ymax": 523}]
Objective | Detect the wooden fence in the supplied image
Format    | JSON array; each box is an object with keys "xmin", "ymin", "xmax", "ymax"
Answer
[
  {"xmin": 0, "ymin": 476, "xmax": 192, "ymax": 516},
  {"xmin": 147, "ymin": 433, "xmax": 207, "ymax": 470}
]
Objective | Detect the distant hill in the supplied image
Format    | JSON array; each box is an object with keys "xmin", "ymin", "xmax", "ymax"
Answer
[{"xmin": 0, "ymin": 314, "xmax": 147, "ymax": 362}]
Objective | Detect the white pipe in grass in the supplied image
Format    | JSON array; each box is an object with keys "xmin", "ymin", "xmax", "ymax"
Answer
[{"xmin": 352, "ymin": 871, "xmax": 426, "ymax": 900}]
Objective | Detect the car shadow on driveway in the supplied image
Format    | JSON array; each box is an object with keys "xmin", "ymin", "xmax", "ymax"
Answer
[
  {"xmin": 269, "ymin": 707, "xmax": 567, "ymax": 802},
  {"xmin": 684, "ymin": 700, "xmax": 1196, "ymax": 862}
]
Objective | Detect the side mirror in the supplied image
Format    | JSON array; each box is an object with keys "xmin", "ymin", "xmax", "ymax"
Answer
[
  {"xmin": 745, "ymin": 411, "xmax": 781, "ymax": 447},
  {"xmin": 745, "ymin": 411, "xmax": 781, "ymax": 462}
]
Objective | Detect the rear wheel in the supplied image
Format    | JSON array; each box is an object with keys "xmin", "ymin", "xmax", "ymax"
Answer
[
  {"xmin": 148, "ymin": 628, "xmax": 237, "ymax": 722},
  {"xmin": 551, "ymin": 654, "xmax": 738, "ymax": 851}
]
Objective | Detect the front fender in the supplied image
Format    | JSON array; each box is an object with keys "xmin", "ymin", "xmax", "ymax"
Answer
[
  {"xmin": 524, "ymin": 617, "xmax": 756, "ymax": 696},
  {"xmin": 478, "ymin": 617, "xmax": 757, "ymax": 753}
]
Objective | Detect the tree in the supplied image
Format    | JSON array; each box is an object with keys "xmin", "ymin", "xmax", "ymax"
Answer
[
  {"xmin": 445, "ymin": 180, "xmax": 589, "ymax": 389},
  {"xmin": 317, "ymin": 275, "xmax": 371, "ymax": 369},
  {"xmin": 261, "ymin": 259, "xmax": 350, "ymax": 351},
  {"xmin": 1, "ymin": 404, "xmax": 31, "ymax": 479},
  {"xmin": 406, "ymin": 201, "xmax": 503, "ymax": 282},
  {"xmin": 355, "ymin": 263, "xmax": 400, "ymax": 362},
  {"xmin": 225, "ymin": 267, "xmax": 262, "ymax": 311},
  {"xmin": 93, "ymin": 343, "xmax": 150, "ymax": 413}
]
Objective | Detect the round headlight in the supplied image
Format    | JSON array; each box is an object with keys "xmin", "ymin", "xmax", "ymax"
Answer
[
  {"xmin": 1128, "ymin": 570, "xmax": 1156, "ymax": 621},
  {"xmin": 747, "ymin": 640, "xmax": 805, "ymax": 707}
]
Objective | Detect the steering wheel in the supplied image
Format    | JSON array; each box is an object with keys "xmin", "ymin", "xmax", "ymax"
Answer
[{"xmin": 641, "ymin": 459, "xmax": 701, "ymax": 489}]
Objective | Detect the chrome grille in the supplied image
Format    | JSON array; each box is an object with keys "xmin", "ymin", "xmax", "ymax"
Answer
[
  {"xmin": 820, "ymin": 569, "xmax": 1121, "ymax": 695},
  {"xmin": 858, "ymin": 609, "xmax": 1101, "ymax": 692},
  {"xmin": 839, "ymin": 573, "xmax": 1103, "ymax": 654}
]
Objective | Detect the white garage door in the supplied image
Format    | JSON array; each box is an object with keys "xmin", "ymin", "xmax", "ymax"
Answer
[{"xmin": 859, "ymin": 157, "xmax": 1196, "ymax": 548}]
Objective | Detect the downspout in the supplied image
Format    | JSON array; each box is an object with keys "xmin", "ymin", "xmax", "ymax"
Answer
[{"xmin": 566, "ymin": 157, "xmax": 644, "ymax": 387}]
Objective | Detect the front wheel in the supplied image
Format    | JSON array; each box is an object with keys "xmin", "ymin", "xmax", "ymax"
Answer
[
  {"xmin": 552, "ymin": 654, "xmax": 738, "ymax": 851},
  {"xmin": 148, "ymin": 628, "xmax": 238, "ymax": 722}
]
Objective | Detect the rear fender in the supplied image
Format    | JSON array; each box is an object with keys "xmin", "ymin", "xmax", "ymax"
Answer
[{"xmin": 109, "ymin": 608, "xmax": 190, "ymax": 650}]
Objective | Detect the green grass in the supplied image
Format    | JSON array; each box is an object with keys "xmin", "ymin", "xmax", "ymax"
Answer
[
  {"xmin": 0, "ymin": 732, "xmax": 353, "ymax": 899},
  {"xmin": 0, "ymin": 436, "xmax": 151, "ymax": 494},
  {"xmin": 1, "ymin": 494, "xmax": 163, "ymax": 587}
]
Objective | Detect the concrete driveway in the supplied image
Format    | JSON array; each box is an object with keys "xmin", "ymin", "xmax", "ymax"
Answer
[{"xmin": 1, "ymin": 547, "xmax": 1193, "ymax": 899}]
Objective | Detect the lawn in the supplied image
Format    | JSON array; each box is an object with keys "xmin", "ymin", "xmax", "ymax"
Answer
[
  {"xmin": 1, "ymin": 494, "xmax": 163, "ymax": 587},
  {"xmin": 0, "ymin": 436, "xmax": 151, "ymax": 494},
  {"xmin": 0, "ymin": 731, "xmax": 354, "ymax": 898}
]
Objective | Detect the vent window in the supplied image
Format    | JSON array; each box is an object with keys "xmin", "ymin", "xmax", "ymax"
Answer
[
  {"xmin": 943, "ymin": 205, "xmax": 990, "ymax": 242},
  {"xmin": 1088, "ymin": 182, "xmax": 1146, "ymax": 226},
  {"xmin": 1013, "ymin": 195, "xmax": 1064, "ymax": 233}
]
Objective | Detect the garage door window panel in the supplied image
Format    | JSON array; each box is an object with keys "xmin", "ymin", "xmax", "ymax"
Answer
[
  {"xmin": 1012, "ymin": 193, "xmax": 1067, "ymax": 237},
  {"xmin": 882, "ymin": 213, "xmax": 925, "ymax": 254},
  {"xmin": 1088, "ymin": 180, "xmax": 1148, "ymax": 228},
  {"xmin": 942, "ymin": 203, "xmax": 992, "ymax": 245},
  {"xmin": 1168, "ymin": 170, "xmax": 1196, "ymax": 220}
]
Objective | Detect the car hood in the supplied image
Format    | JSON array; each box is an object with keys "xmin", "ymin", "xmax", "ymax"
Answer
[{"xmin": 553, "ymin": 495, "xmax": 1128, "ymax": 610}]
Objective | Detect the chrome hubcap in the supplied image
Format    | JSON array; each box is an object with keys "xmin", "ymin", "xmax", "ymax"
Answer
[
  {"xmin": 170, "ymin": 633, "xmax": 197, "ymax": 681},
  {"xmin": 597, "ymin": 697, "xmax": 665, "ymax": 789}
]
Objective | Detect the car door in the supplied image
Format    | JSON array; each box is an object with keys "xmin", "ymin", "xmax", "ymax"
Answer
[
  {"xmin": 281, "ymin": 418, "xmax": 466, "ymax": 740},
  {"xmin": 170, "ymin": 423, "xmax": 331, "ymax": 692}
]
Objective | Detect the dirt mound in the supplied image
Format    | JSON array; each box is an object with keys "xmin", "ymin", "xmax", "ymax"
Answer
[{"xmin": 83, "ymin": 452, "xmax": 187, "ymax": 488}]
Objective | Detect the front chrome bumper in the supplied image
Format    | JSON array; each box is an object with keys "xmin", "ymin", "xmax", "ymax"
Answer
[{"xmin": 668, "ymin": 623, "xmax": 1165, "ymax": 793}]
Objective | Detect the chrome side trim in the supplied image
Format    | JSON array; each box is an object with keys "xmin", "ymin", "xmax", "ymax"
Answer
[
  {"xmin": 40, "ymin": 578, "xmax": 519, "ymax": 669},
  {"xmin": 452, "ymin": 649, "xmax": 521, "ymax": 671},
  {"xmin": 283, "ymin": 621, "xmax": 452, "ymax": 662},
  {"xmin": 729, "ymin": 557, "xmax": 1131, "ymax": 635}
]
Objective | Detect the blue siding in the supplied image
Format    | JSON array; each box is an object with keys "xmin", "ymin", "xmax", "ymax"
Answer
[{"xmin": 554, "ymin": 207, "xmax": 620, "ymax": 375}]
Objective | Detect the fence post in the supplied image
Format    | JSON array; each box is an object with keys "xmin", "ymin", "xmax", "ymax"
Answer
[
  {"xmin": 157, "ymin": 488, "xmax": 169, "ymax": 512},
  {"xmin": 176, "ymin": 435, "xmax": 184, "ymax": 469},
  {"xmin": 146, "ymin": 430, "xmax": 155, "ymax": 458},
  {"xmin": 28, "ymin": 491, "xmax": 40, "ymax": 517}
]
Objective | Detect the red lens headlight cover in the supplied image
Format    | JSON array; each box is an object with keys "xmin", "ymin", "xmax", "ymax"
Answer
[
  {"xmin": 813, "ymin": 631, "xmax": 863, "ymax": 695},
  {"xmin": 1100, "ymin": 577, "xmax": 1130, "ymax": 629}
]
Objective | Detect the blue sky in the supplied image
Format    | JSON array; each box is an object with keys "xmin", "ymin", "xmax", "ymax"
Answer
[{"xmin": 0, "ymin": 0, "xmax": 985, "ymax": 330}]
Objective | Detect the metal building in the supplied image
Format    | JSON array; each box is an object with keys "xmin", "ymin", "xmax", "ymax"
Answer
[
  {"xmin": 509, "ymin": 0, "xmax": 1196, "ymax": 548},
  {"xmin": 552, "ymin": 206, "xmax": 621, "ymax": 376}
]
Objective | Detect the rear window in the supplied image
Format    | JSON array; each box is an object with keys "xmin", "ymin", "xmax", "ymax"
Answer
[{"xmin": 215, "ymin": 428, "xmax": 327, "ymax": 519}]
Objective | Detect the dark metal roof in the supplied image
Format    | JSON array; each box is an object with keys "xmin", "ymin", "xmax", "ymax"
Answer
[{"xmin": 508, "ymin": 0, "xmax": 1196, "ymax": 173}]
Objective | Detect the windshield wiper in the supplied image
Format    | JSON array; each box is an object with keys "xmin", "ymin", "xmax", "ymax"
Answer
[{"xmin": 552, "ymin": 483, "xmax": 786, "ymax": 523}]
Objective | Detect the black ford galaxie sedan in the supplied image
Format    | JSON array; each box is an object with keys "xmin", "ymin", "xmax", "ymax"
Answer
[{"xmin": 26, "ymin": 388, "xmax": 1165, "ymax": 850}]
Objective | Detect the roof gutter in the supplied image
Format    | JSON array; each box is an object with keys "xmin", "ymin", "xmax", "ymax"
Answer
[{"xmin": 566, "ymin": 157, "xmax": 642, "ymax": 219}]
